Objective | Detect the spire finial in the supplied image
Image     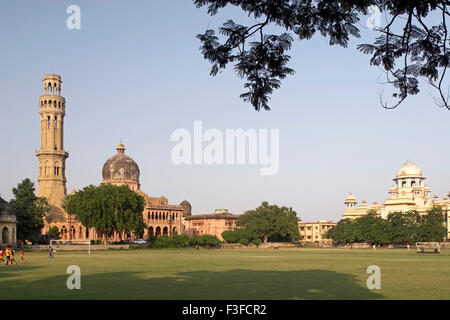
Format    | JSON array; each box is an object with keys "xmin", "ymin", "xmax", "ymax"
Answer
[{"xmin": 117, "ymin": 142, "xmax": 125, "ymax": 154}]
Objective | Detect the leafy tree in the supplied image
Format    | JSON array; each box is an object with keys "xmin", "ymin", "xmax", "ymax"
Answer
[
  {"xmin": 417, "ymin": 206, "xmax": 446, "ymax": 241},
  {"xmin": 65, "ymin": 183, "xmax": 146, "ymax": 244},
  {"xmin": 328, "ymin": 207, "xmax": 447, "ymax": 244},
  {"xmin": 9, "ymin": 179, "xmax": 49, "ymax": 243},
  {"xmin": 195, "ymin": 0, "xmax": 450, "ymax": 111},
  {"xmin": 237, "ymin": 201, "xmax": 299, "ymax": 243},
  {"xmin": 353, "ymin": 210, "xmax": 390, "ymax": 244},
  {"xmin": 46, "ymin": 226, "xmax": 61, "ymax": 240},
  {"xmin": 222, "ymin": 228, "xmax": 250, "ymax": 243},
  {"xmin": 386, "ymin": 210, "xmax": 420, "ymax": 244},
  {"xmin": 325, "ymin": 218, "xmax": 357, "ymax": 244}
]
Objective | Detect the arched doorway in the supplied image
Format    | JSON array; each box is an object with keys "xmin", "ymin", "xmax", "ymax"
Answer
[
  {"xmin": 155, "ymin": 227, "xmax": 161, "ymax": 237},
  {"xmin": 172, "ymin": 227, "xmax": 177, "ymax": 235},
  {"xmin": 163, "ymin": 227, "xmax": 168, "ymax": 235},
  {"xmin": 148, "ymin": 226, "xmax": 154, "ymax": 238},
  {"xmin": 2, "ymin": 227, "xmax": 9, "ymax": 245}
]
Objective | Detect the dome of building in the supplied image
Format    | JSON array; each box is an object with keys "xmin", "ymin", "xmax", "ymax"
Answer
[
  {"xmin": 180, "ymin": 200, "xmax": 192, "ymax": 217},
  {"xmin": 102, "ymin": 143, "xmax": 140, "ymax": 185},
  {"xmin": 345, "ymin": 193, "xmax": 356, "ymax": 203},
  {"xmin": 396, "ymin": 160, "xmax": 423, "ymax": 178}
]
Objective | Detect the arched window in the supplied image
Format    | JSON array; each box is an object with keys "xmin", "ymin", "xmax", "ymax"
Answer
[
  {"xmin": 48, "ymin": 116, "xmax": 51, "ymax": 129},
  {"xmin": 54, "ymin": 116, "xmax": 57, "ymax": 129},
  {"xmin": 402, "ymin": 181, "xmax": 407, "ymax": 187},
  {"xmin": 411, "ymin": 181, "xmax": 416, "ymax": 187}
]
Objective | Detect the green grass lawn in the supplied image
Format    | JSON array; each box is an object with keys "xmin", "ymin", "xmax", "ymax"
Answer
[{"xmin": 1, "ymin": 247, "xmax": 449, "ymax": 300}]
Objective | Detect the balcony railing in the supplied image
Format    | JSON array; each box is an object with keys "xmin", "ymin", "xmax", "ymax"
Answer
[{"xmin": 0, "ymin": 214, "xmax": 16, "ymax": 223}]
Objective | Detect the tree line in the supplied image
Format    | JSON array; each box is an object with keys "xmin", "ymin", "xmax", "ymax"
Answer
[
  {"xmin": 325, "ymin": 208, "xmax": 447, "ymax": 245},
  {"xmin": 9, "ymin": 179, "xmax": 301, "ymax": 247}
]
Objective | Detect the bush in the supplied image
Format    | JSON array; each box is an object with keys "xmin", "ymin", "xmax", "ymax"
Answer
[
  {"xmin": 152, "ymin": 235, "xmax": 177, "ymax": 249},
  {"xmin": 37, "ymin": 234, "xmax": 50, "ymax": 245},
  {"xmin": 46, "ymin": 226, "xmax": 61, "ymax": 240},
  {"xmin": 190, "ymin": 234, "xmax": 221, "ymax": 247},
  {"xmin": 174, "ymin": 234, "xmax": 190, "ymax": 247},
  {"xmin": 222, "ymin": 229, "xmax": 241, "ymax": 243},
  {"xmin": 251, "ymin": 238, "xmax": 262, "ymax": 246},
  {"xmin": 238, "ymin": 238, "xmax": 249, "ymax": 245}
]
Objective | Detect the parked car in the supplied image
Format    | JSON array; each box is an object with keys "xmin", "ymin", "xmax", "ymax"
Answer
[{"xmin": 133, "ymin": 239, "xmax": 146, "ymax": 245}]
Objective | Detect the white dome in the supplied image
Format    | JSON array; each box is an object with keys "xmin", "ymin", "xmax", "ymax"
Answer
[
  {"xmin": 345, "ymin": 193, "xmax": 356, "ymax": 203},
  {"xmin": 396, "ymin": 160, "xmax": 423, "ymax": 178}
]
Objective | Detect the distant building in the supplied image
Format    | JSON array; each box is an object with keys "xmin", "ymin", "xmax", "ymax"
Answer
[
  {"xmin": 298, "ymin": 219, "xmax": 336, "ymax": 243},
  {"xmin": 184, "ymin": 209, "xmax": 239, "ymax": 241},
  {"xmin": 0, "ymin": 196, "xmax": 17, "ymax": 247},
  {"xmin": 343, "ymin": 160, "xmax": 450, "ymax": 239}
]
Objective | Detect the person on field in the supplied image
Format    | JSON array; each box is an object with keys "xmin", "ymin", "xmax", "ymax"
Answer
[
  {"xmin": 48, "ymin": 246, "xmax": 54, "ymax": 262},
  {"xmin": 0, "ymin": 248, "xmax": 5, "ymax": 264},
  {"xmin": 5, "ymin": 247, "xmax": 11, "ymax": 265},
  {"xmin": 20, "ymin": 248, "xmax": 24, "ymax": 261},
  {"xmin": 10, "ymin": 248, "xmax": 17, "ymax": 265}
]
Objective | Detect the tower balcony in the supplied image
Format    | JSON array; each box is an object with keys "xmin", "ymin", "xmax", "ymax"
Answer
[
  {"xmin": 36, "ymin": 149, "xmax": 69, "ymax": 157},
  {"xmin": 39, "ymin": 95, "xmax": 66, "ymax": 111}
]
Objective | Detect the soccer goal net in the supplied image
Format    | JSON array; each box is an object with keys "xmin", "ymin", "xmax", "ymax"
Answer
[{"xmin": 50, "ymin": 239, "xmax": 91, "ymax": 254}]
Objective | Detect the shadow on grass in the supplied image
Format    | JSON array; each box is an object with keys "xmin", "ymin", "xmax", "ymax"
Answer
[{"xmin": 0, "ymin": 269, "xmax": 384, "ymax": 300}]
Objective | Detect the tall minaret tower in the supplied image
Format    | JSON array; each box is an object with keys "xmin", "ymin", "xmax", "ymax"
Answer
[{"xmin": 36, "ymin": 74, "xmax": 69, "ymax": 206}]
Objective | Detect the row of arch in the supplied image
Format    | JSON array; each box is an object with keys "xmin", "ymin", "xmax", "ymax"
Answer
[
  {"xmin": 40, "ymin": 161, "xmax": 64, "ymax": 177},
  {"xmin": 41, "ymin": 99, "xmax": 64, "ymax": 109},
  {"xmin": 398, "ymin": 179, "xmax": 422, "ymax": 188},
  {"xmin": 44, "ymin": 82, "xmax": 61, "ymax": 95},
  {"xmin": 45, "ymin": 115, "xmax": 60, "ymax": 129},
  {"xmin": 146, "ymin": 211, "xmax": 180, "ymax": 221},
  {"xmin": 147, "ymin": 226, "xmax": 177, "ymax": 237},
  {"xmin": 58, "ymin": 225, "xmax": 89, "ymax": 240}
]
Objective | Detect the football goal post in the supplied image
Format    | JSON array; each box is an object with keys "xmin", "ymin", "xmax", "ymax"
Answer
[{"xmin": 50, "ymin": 239, "xmax": 91, "ymax": 254}]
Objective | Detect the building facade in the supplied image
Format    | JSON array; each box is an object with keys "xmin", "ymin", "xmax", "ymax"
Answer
[
  {"xmin": 184, "ymin": 209, "xmax": 239, "ymax": 241},
  {"xmin": 298, "ymin": 219, "xmax": 336, "ymax": 243},
  {"xmin": 343, "ymin": 160, "xmax": 450, "ymax": 239},
  {"xmin": 0, "ymin": 196, "xmax": 17, "ymax": 247}
]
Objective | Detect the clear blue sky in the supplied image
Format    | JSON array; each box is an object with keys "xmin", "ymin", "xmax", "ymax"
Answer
[{"xmin": 0, "ymin": 0, "xmax": 448, "ymax": 222}]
